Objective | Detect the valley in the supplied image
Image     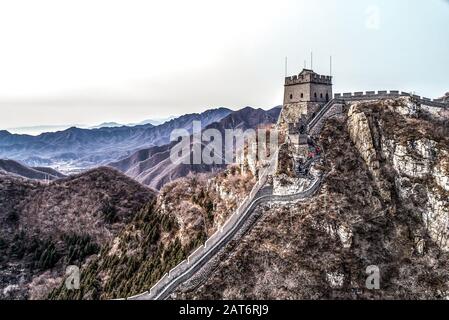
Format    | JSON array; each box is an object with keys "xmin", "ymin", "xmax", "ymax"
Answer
[
  {"xmin": 0, "ymin": 108, "xmax": 232, "ymax": 174},
  {"xmin": 0, "ymin": 93, "xmax": 448, "ymax": 300}
]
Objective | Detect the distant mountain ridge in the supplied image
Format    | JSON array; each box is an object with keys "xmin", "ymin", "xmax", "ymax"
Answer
[
  {"xmin": 6, "ymin": 117, "xmax": 177, "ymax": 135},
  {"xmin": 0, "ymin": 159, "xmax": 65, "ymax": 180},
  {"xmin": 5, "ymin": 125, "xmax": 84, "ymax": 136},
  {"xmin": 0, "ymin": 108, "xmax": 232, "ymax": 173},
  {"xmin": 88, "ymin": 122, "xmax": 125, "ymax": 129},
  {"xmin": 109, "ymin": 106, "xmax": 281, "ymax": 190}
]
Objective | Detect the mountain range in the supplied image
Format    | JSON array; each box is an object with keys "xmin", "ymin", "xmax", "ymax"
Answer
[
  {"xmin": 0, "ymin": 166, "xmax": 155, "ymax": 299},
  {"xmin": 109, "ymin": 106, "xmax": 281, "ymax": 189},
  {"xmin": 0, "ymin": 106, "xmax": 280, "ymax": 190},
  {"xmin": 0, "ymin": 108, "xmax": 232, "ymax": 174},
  {"xmin": 1, "ymin": 97, "xmax": 448, "ymax": 300},
  {"xmin": 88, "ymin": 116, "xmax": 177, "ymax": 129},
  {"xmin": 0, "ymin": 105, "xmax": 282, "ymax": 298},
  {"xmin": 0, "ymin": 159, "xmax": 66, "ymax": 181},
  {"xmin": 6, "ymin": 117, "xmax": 177, "ymax": 135}
]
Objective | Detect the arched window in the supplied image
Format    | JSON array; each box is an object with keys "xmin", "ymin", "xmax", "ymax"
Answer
[
  {"xmin": 326, "ymin": 93, "xmax": 329, "ymax": 101},
  {"xmin": 300, "ymin": 93, "xmax": 304, "ymax": 98},
  {"xmin": 320, "ymin": 93, "xmax": 323, "ymax": 99},
  {"xmin": 314, "ymin": 92, "xmax": 317, "ymax": 99},
  {"xmin": 290, "ymin": 94, "xmax": 293, "ymax": 100}
]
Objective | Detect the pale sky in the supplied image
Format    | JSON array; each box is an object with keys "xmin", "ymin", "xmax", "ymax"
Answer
[{"xmin": 0, "ymin": 0, "xmax": 448, "ymax": 130}]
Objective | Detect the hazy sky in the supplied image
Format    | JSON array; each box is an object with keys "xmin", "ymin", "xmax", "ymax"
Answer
[{"xmin": 0, "ymin": 0, "xmax": 448, "ymax": 130}]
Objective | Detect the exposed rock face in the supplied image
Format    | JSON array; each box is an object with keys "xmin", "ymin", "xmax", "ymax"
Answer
[
  {"xmin": 273, "ymin": 175, "xmax": 312, "ymax": 195},
  {"xmin": 336, "ymin": 224, "xmax": 353, "ymax": 249},
  {"xmin": 439, "ymin": 92, "xmax": 449, "ymax": 103},
  {"xmin": 157, "ymin": 167, "xmax": 255, "ymax": 245},
  {"xmin": 275, "ymin": 143, "xmax": 295, "ymax": 177},
  {"xmin": 347, "ymin": 103, "xmax": 390, "ymax": 200},
  {"xmin": 389, "ymin": 140, "xmax": 449, "ymax": 252},
  {"xmin": 435, "ymin": 150, "xmax": 449, "ymax": 191},
  {"xmin": 177, "ymin": 98, "xmax": 449, "ymax": 300},
  {"xmin": 347, "ymin": 99, "xmax": 449, "ymax": 252},
  {"xmin": 277, "ymin": 102, "xmax": 321, "ymax": 132}
]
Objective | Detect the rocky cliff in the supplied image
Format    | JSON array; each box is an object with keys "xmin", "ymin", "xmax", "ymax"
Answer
[
  {"xmin": 175, "ymin": 97, "xmax": 449, "ymax": 299},
  {"xmin": 347, "ymin": 98, "xmax": 449, "ymax": 252}
]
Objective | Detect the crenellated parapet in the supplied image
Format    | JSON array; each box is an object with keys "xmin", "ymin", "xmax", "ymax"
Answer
[
  {"xmin": 306, "ymin": 89, "xmax": 449, "ymax": 138},
  {"xmin": 126, "ymin": 155, "xmax": 279, "ymax": 300},
  {"xmin": 285, "ymin": 73, "xmax": 332, "ymax": 86},
  {"xmin": 283, "ymin": 69, "xmax": 333, "ymax": 105},
  {"xmin": 334, "ymin": 91, "xmax": 448, "ymax": 108},
  {"xmin": 307, "ymin": 99, "xmax": 345, "ymax": 137}
]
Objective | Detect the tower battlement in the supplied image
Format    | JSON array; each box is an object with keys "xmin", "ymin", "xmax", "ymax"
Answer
[
  {"xmin": 285, "ymin": 69, "xmax": 332, "ymax": 86},
  {"xmin": 283, "ymin": 69, "xmax": 333, "ymax": 105}
]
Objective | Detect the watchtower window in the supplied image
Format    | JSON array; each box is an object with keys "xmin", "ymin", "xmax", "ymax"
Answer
[
  {"xmin": 326, "ymin": 93, "xmax": 329, "ymax": 101},
  {"xmin": 290, "ymin": 94, "xmax": 293, "ymax": 99},
  {"xmin": 300, "ymin": 93, "xmax": 304, "ymax": 98},
  {"xmin": 314, "ymin": 92, "xmax": 317, "ymax": 99},
  {"xmin": 320, "ymin": 93, "xmax": 323, "ymax": 99}
]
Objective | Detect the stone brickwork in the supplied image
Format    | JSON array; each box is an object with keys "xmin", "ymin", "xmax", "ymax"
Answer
[
  {"xmin": 284, "ymin": 69, "xmax": 332, "ymax": 105},
  {"xmin": 278, "ymin": 102, "xmax": 322, "ymax": 133},
  {"xmin": 334, "ymin": 91, "xmax": 448, "ymax": 109},
  {"xmin": 307, "ymin": 91, "xmax": 449, "ymax": 138},
  {"xmin": 307, "ymin": 99, "xmax": 345, "ymax": 137},
  {"xmin": 127, "ymin": 154, "xmax": 278, "ymax": 300},
  {"xmin": 280, "ymin": 69, "xmax": 334, "ymax": 139}
]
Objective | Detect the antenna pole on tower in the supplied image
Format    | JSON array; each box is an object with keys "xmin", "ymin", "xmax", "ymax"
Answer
[
  {"xmin": 285, "ymin": 56, "xmax": 288, "ymax": 77},
  {"xmin": 311, "ymin": 52, "xmax": 313, "ymax": 70},
  {"xmin": 330, "ymin": 55, "xmax": 332, "ymax": 77}
]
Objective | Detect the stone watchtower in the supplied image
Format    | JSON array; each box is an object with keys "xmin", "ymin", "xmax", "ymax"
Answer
[
  {"xmin": 278, "ymin": 69, "xmax": 333, "ymax": 132},
  {"xmin": 277, "ymin": 69, "xmax": 333, "ymax": 162},
  {"xmin": 284, "ymin": 69, "xmax": 332, "ymax": 105}
]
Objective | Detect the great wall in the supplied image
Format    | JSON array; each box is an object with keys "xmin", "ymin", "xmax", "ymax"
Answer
[
  {"xmin": 125, "ymin": 94, "xmax": 334, "ymax": 300},
  {"xmin": 334, "ymin": 90, "xmax": 448, "ymax": 108},
  {"xmin": 126, "ymin": 154, "xmax": 323, "ymax": 300},
  {"xmin": 308, "ymin": 90, "xmax": 448, "ymax": 136},
  {"xmin": 123, "ymin": 68, "xmax": 448, "ymax": 300},
  {"xmin": 125, "ymin": 153, "xmax": 279, "ymax": 300}
]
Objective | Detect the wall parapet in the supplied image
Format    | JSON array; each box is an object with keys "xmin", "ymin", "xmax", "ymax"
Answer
[
  {"xmin": 126, "ymin": 154, "xmax": 277, "ymax": 300},
  {"xmin": 285, "ymin": 74, "xmax": 332, "ymax": 86},
  {"xmin": 333, "ymin": 90, "xmax": 448, "ymax": 108}
]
